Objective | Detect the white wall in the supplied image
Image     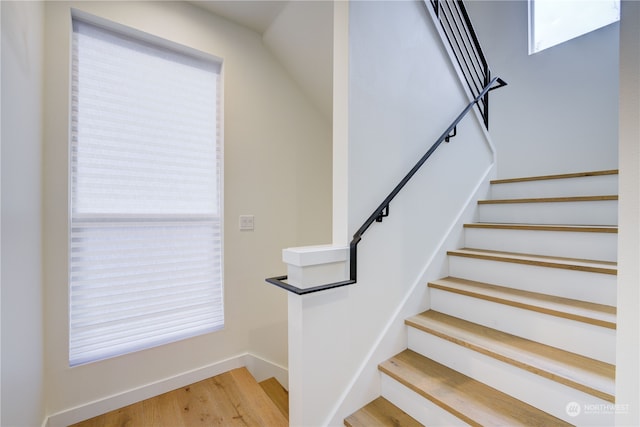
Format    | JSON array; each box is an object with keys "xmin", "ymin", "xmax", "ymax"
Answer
[
  {"xmin": 42, "ymin": 0, "xmax": 331, "ymax": 420},
  {"xmin": 263, "ymin": 0, "xmax": 334, "ymax": 123},
  {"xmin": 1, "ymin": 1, "xmax": 46, "ymax": 426},
  {"xmin": 314, "ymin": 1, "xmax": 495, "ymax": 424},
  {"xmin": 465, "ymin": 0, "xmax": 619, "ymax": 178},
  {"xmin": 616, "ymin": 1, "xmax": 640, "ymax": 425}
]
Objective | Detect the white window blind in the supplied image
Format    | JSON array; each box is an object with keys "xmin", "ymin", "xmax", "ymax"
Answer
[{"xmin": 70, "ymin": 18, "xmax": 223, "ymax": 366}]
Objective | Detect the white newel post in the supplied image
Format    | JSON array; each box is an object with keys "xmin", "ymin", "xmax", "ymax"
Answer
[
  {"xmin": 283, "ymin": 245, "xmax": 352, "ymax": 427},
  {"xmin": 283, "ymin": 245, "xmax": 349, "ymax": 289}
]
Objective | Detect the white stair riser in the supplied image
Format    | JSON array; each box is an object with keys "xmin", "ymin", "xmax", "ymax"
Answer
[
  {"xmin": 491, "ymin": 175, "xmax": 618, "ymax": 199},
  {"xmin": 407, "ymin": 329, "xmax": 615, "ymax": 426},
  {"xmin": 477, "ymin": 200, "xmax": 618, "ymax": 225},
  {"xmin": 430, "ymin": 289, "xmax": 616, "ymax": 364},
  {"xmin": 380, "ymin": 374, "xmax": 467, "ymax": 426},
  {"xmin": 448, "ymin": 256, "xmax": 617, "ymax": 306},
  {"xmin": 464, "ymin": 228, "xmax": 617, "ymax": 262}
]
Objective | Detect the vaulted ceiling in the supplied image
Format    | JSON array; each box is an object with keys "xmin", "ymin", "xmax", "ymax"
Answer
[
  {"xmin": 189, "ymin": 1, "xmax": 334, "ymax": 122},
  {"xmin": 189, "ymin": 1, "xmax": 287, "ymax": 33}
]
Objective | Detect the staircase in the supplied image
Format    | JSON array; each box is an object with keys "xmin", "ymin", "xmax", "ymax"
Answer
[{"xmin": 345, "ymin": 170, "xmax": 618, "ymax": 426}]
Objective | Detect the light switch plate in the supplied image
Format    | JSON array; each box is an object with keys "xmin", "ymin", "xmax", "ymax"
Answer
[{"xmin": 239, "ymin": 215, "xmax": 254, "ymax": 231}]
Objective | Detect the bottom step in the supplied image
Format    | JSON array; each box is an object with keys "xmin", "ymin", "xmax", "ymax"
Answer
[
  {"xmin": 345, "ymin": 396, "xmax": 422, "ymax": 427},
  {"xmin": 380, "ymin": 349, "xmax": 571, "ymax": 426},
  {"xmin": 259, "ymin": 377, "xmax": 289, "ymax": 421}
]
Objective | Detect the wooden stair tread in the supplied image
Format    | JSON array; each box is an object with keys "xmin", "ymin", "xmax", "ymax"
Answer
[
  {"xmin": 478, "ymin": 194, "xmax": 618, "ymax": 204},
  {"xmin": 344, "ymin": 397, "xmax": 422, "ymax": 427},
  {"xmin": 464, "ymin": 223, "xmax": 618, "ymax": 233},
  {"xmin": 380, "ymin": 350, "xmax": 571, "ymax": 426},
  {"xmin": 406, "ymin": 310, "xmax": 615, "ymax": 402},
  {"xmin": 447, "ymin": 247, "xmax": 617, "ymax": 275},
  {"xmin": 259, "ymin": 377, "xmax": 289, "ymax": 421},
  {"xmin": 206, "ymin": 368, "xmax": 288, "ymax": 426},
  {"xmin": 429, "ymin": 276, "xmax": 616, "ymax": 329},
  {"xmin": 490, "ymin": 169, "xmax": 619, "ymax": 185}
]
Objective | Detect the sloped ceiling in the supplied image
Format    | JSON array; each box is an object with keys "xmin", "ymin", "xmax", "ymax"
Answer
[
  {"xmin": 190, "ymin": 1, "xmax": 333, "ymax": 122},
  {"xmin": 189, "ymin": 1, "xmax": 287, "ymax": 33}
]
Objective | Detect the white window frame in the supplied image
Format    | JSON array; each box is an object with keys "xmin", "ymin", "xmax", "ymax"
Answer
[
  {"xmin": 69, "ymin": 13, "xmax": 224, "ymax": 366},
  {"xmin": 529, "ymin": 0, "xmax": 620, "ymax": 54}
]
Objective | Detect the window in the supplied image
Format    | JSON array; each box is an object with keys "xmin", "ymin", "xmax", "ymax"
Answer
[
  {"xmin": 529, "ymin": 0, "xmax": 620, "ymax": 54},
  {"xmin": 70, "ymin": 17, "xmax": 223, "ymax": 366}
]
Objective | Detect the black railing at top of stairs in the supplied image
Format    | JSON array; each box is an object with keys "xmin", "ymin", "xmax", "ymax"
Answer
[
  {"xmin": 265, "ymin": 76, "xmax": 506, "ymax": 295},
  {"xmin": 429, "ymin": 0, "xmax": 505, "ymax": 129}
]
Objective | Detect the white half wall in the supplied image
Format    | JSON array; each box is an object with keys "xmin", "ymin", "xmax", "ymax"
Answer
[
  {"xmin": 42, "ymin": 0, "xmax": 330, "ymax": 418},
  {"xmin": 465, "ymin": 0, "xmax": 619, "ymax": 178},
  {"xmin": 292, "ymin": 1, "xmax": 497, "ymax": 424},
  {"xmin": 1, "ymin": 1, "xmax": 46, "ymax": 426}
]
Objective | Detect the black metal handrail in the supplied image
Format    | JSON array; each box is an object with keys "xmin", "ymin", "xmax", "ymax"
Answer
[
  {"xmin": 430, "ymin": 0, "xmax": 503, "ymax": 129},
  {"xmin": 266, "ymin": 77, "xmax": 506, "ymax": 295}
]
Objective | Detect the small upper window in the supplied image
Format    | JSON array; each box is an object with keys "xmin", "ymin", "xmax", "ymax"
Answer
[
  {"xmin": 529, "ymin": 0, "xmax": 620, "ymax": 54},
  {"xmin": 69, "ymin": 16, "xmax": 223, "ymax": 366}
]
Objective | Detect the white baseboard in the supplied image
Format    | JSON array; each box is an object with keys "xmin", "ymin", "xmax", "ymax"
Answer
[
  {"xmin": 45, "ymin": 353, "xmax": 288, "ymax": 427},
  {"xmin": 245, "ymin": 352, "xmax": 289, "ymax": 391}
]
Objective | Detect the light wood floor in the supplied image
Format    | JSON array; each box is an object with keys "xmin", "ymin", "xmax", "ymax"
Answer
[{"xmin": 70, "ymin": 367, "xmax": 288, "ymax": 427}]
